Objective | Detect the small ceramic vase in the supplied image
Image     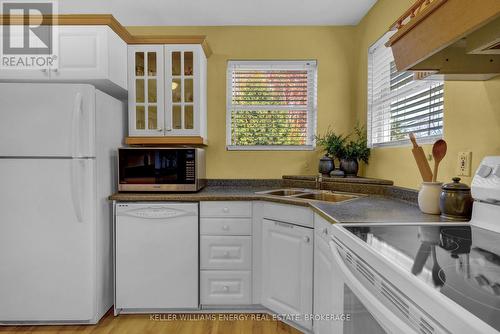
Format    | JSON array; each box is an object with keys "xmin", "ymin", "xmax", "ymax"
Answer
[
  {"xmin": 418, "ymin": 182, "xmax": 443, "ymax": 215},
  {"xmin": 318, "ymin": 156, "xmax": 334, "ymax": 176}
]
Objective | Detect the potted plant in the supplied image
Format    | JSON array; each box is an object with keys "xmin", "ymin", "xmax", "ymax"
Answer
[
  {"xmin": 340, "ymin": 124, "xmax": 370, "ymax": 177},
  {"xmin": 315, "ymin": 129, "xmax": 346, "ymax": 176}
]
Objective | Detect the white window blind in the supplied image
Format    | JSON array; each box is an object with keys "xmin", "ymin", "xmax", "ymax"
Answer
[
  {"xmin": 226, "ymin": 60, "xmax": 317, "ymax": 150},
  {"xmin": 368, "ymin": 32, "xmax": 444, "ymax": 148}
]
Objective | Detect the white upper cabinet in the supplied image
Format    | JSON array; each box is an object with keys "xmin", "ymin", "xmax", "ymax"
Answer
[
  {"xmin": 128, "ymin": 44, "xmax": 207, "ymax": 139},
  {"xmin": 54, "ymin": 26, "xmax": 127, "ymax": 89},
  {"xmin": 0, "ymin": 26, "xmax": 127, "ymax": 99},
  {"xmin": 261, "ymin": 219, "xmax": 313, "ymax": 331}
]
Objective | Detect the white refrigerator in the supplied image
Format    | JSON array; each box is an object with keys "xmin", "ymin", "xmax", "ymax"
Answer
[{"xmin": 0, "ymin": 83, "xmax": 125, "ymax": 324}]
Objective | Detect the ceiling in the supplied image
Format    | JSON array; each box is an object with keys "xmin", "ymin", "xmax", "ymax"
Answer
[{"xmin": 58, "ymin": 0, "xmax": 377, "ymax": 26}]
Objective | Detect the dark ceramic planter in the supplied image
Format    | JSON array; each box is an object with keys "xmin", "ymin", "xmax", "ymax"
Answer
[
  {"xmin": 340, "ymin": 158, "xmax": 359, "ymax": 177},
  {"xmin": 318, "ymin": 156, "xmax": 334, "ymax": 176}
]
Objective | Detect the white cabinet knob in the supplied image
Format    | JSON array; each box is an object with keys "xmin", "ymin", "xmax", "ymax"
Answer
[
  {"xmin": 157, "ymin": 128, "xmax": 163, "ymax": 132},
  {"xmin": 323, "ymin": 228, "xmax": 328, "ymax": 235},
  {"xmin": 303, "ymin": 236, "xmax": 310, "ymax": 243},
  {"xmin": 222, "ymin": 225, "xmax": 229, "ymax": 231},
  {"xmin": 223, "ymin": 207, "xmax": 229, "ymax": 213},
  {"xmin": 223, "ymin": 251, "xmax": 230, "ymax": 258},
  {"xmin": 41, "ymin": 69, "xmax": 48, "ymax": 73},
  {"xmin": 223, "ymin": 286, "xmax": 229, "ymax": 292}
]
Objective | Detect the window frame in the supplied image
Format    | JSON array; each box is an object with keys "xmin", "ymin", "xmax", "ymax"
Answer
[
  {"xmin": 367, "ymin": 32, "xmax": 444, "ymax": 148},
  {"xmin": 226, "ymin": 60, "xmax": 318, "ymax": 151}
]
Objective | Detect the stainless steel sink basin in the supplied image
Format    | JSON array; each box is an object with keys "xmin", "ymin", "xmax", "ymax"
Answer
[
  {"xmin": 264, "ymin": 189, "xmax": 308, "ymax": 196},
  {"xmin": 257, "ymin": 188, "xmax": 360, "ymax": 204},
  {"xmin": 294, "ymin": 192, "xmax": 358, "ymax": 203}
]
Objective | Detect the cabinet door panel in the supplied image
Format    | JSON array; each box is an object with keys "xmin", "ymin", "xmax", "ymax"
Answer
[
  {"xmin": 200, "ymin": 236, "xmax": 252, "ymax": 270},
  {"xmin": 128, "ymin": 45, "xmax": 165, "ymax": 136},
  {"xmin": 200, "ymin": 270, "xmax": 251, "ymax": 305},
  {"xmin": 314, "ymin": 227, "xmax": 335, "ymax": 334},
  {"xmin": 164, "ymin": 45, "xmax": 200, "ymax": 136},
  {"xmin": 53, "ymin": 26, "xmax": 106, "ymax": 79},
  {"xmin": 261, "ymin": 219, "xmax": 313, "ymax": 330}
]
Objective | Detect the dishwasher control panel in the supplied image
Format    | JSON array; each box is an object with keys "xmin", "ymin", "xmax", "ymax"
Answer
[{"xmin": 116, "ymin": 203, "xmax": 197, "ymax": 219}]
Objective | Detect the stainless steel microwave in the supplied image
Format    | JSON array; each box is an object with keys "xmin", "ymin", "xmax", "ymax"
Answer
[{"xmin": 118, "ymin": 147, "xmax": 206, "ymax": 192}]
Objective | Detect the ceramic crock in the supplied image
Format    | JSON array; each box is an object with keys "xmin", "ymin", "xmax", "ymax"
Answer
[{"xmin": 418, "ymin": 182, "xmax": 443, "ymax": 215}]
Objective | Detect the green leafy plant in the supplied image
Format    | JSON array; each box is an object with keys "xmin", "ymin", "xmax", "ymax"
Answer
[
  {"xmin": 315, "ymin": 129, "xmax": 346, "ymax": 160},
  {"xmin": 342, "ymin": 124, "xmax": 370, "ymax": 164}
]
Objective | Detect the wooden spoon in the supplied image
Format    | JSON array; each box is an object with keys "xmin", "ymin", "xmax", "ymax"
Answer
[
  {"xmin": 431, "ymin": 246, "xmax": 446, "ymax": 287},
  {"xmin": 432, "ymin": 139, "xmax": 447, "ymax": 182}
]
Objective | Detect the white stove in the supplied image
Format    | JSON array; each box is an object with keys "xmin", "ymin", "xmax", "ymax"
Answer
[
  {"xmin": 471, "ymin": 156, "xmax": 500, "ymax": 233},
  {"xmin": 328, "ymin": 156, "xmax": 500, "ymax": 334}
]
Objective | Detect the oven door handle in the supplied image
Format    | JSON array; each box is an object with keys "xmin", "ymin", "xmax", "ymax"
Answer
[{"xmin": 329, "ymin": 241, "xmax": 417, "ymax": 334}]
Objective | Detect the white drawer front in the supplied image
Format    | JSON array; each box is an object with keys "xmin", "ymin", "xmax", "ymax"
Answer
[
  {"xmin": 262, "ymin": 202, "xmax": 313, "ymax": 228},
  {"xmin": 201, "ymin": 236, "xmax": 251, "ymax": 270},
  {"xmin": 200, "ymin": 201, "xmax": 252, "ymax": 218},
  {"xmin": 201, "ymin": 270, "xmax": 251, "ymax": 305},
  {"xmin": 200, "ymin": 218, "xmax": 252, "ymax": 236}
]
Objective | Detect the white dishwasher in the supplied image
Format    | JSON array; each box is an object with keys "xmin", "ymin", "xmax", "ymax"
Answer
[{"xmin": 115, "ymin": 203, "xmax": 199, "ymax": 312}]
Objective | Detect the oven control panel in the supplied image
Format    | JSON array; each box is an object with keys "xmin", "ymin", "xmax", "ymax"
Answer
[{"xmin": 472, "ymin": 156, "xmax": 500, "ymax": 204}]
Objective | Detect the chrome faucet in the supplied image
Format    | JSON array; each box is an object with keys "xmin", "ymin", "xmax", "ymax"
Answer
[{"xmin": 316, "ymin": 173, "xmax": 323, "ymax": 190}]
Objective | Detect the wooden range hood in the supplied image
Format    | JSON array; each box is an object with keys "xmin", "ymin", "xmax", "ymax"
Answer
[{"xmin": 387, "ymin": 0, "xmax": 500, "ymax": 80}]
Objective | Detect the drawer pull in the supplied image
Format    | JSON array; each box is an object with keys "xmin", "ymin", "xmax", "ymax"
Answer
[
  {"xmin": 323, "ymin": 228, "xmax": 328, "ymax": 235},
  {"xmin": 223, "ymin": 207, "xmax": 229, "ymax": 213},
  {"xmin": 303, "ymin": 236, "xmax": 310, "ymax": 243},
  {"xmin": 223, "ymin": 286, "xmax": 229, "ymax": 292},
  {"xmin": 223, "ymin": 251, "xmax": 230, "ymax": 258},
  {"xmin": 222, "ymin": 225, "xmax": 229, "ymax": 231}
]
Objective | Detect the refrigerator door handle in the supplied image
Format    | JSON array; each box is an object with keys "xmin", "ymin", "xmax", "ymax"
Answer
[
  {"xmin": 70, "ymin": 159, "xmax": 84, "ymax": 223},
  {"xmin": 71, "ymin": 93, "xmax": 83, "ymax": 158}
]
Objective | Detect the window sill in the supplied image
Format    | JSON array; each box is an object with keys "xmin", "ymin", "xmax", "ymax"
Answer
[
  {"xmin": 226, "ymin": 145, "xmax": 315, "ymax": 151},
  {"xmin": 370, "ymin": 135, "xmax": 443, "ymax": 148}
]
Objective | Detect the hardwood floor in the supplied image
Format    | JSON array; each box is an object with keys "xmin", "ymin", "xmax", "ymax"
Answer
[{"xmin": 0, "ymin": 311, "xmax": 302, "ymax": 334}]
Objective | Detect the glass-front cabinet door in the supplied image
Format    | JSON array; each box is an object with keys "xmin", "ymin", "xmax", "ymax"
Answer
[
  {"xmin": 128, "ymin": 45, "xmax": 165, "ymax": 136},
  {"xmin": 164, "ymin": 45, "xmax": 200, "ymax": 136},
  {"xmin": 127, "ymin": 44, "xmax": 206, "ymax": 139}
]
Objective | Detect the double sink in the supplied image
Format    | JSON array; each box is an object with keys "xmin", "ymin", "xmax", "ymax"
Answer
[{"xmin": 257, "ymin": 188, "xmax": 360, "ymax": 203}]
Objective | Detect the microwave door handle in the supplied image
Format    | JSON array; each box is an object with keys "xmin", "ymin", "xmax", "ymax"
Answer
[
  {"xmin": 71, "ymin": 92, "xmax": 83, "ymax": 158},
  {"xmin": 328, "ymin": 241, "xmax": 417, "ymax": 334}
]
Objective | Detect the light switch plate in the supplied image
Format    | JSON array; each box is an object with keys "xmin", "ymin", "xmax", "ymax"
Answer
[{"xmin": 457, "ymin": 151, "xmax": 472, "ymax": 176}]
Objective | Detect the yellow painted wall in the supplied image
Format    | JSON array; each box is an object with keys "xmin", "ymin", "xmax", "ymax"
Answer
[
  {"xmin": 127, "ymin": 26, "xmax": 356, "ymax": 179},
  {"xmin": 353, "ymin": 0, "xmax": 500, "ymax": 189},
  {"xmin": 128, "ymin": 6, "xmax": 500, "ymax": 186}
]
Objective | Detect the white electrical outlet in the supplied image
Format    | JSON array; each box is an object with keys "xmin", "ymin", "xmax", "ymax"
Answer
[{"xmin": 457, "ymin": 151, "xmax": 472, "ymax": 176}]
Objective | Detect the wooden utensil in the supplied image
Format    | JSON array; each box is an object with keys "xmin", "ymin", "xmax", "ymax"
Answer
[
  {"xmin": 411, "ymin": 243, "xmax": 431, "ymax": 275},
  {"xmin": 409, "ymin": 133, "xmax": 433, "ymax": 182},
  {"xmin": 431, "ymin": 246, "xmax": 446, "ymax": 287},
  {"xmin": 432, "ymin": 139, "xmax": 447, "ymax": 182}
]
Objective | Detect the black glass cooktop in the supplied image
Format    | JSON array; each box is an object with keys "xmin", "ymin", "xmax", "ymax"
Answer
[{"xmin": 344, "ymin": 224, "xmax": 500, "ymax": 331}]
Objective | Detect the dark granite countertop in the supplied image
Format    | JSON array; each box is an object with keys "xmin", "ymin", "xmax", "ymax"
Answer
[
  {"xmin": 311, "ymin": 197, "xmax": 445, "ymax": 224},
  {"xmin": 110, "ymin": 185, "xmax": 445, "ymax": 224},
  {"xmin": 110, "ymin": 186, "xmax": 270, "ymax": 202}
]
